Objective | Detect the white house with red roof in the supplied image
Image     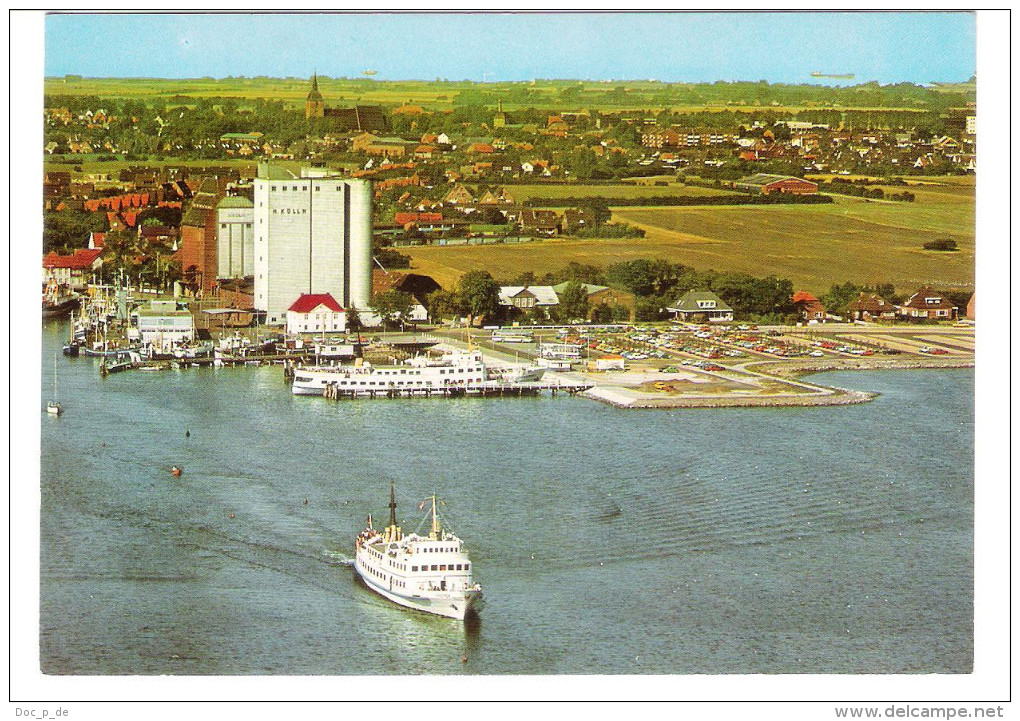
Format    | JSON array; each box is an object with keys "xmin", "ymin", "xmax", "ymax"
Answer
[
  {"xmin": 42, "ymin": 248, "xmax": 103, "ymax": 290},
  {"xmin": 286, "ymin": 293, "xmax": 347, "ymax": 335}
]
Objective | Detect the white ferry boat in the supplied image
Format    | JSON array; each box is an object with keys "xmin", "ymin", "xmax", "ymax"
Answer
[
  {"xmin": 291, "ymin": 347, "xmax": 543, "ymax": 397},
  {"xmin": 354, "ymin": 486, "xmax": 483, "ymax": 620}
]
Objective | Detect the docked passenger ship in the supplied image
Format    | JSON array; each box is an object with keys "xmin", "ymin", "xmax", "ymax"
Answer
[
  {"xmin": 291, "ymin": 347, "xmax": 543, "ymax": 397},
  {"xmin": 354, "ymin": 485, "xmax": 483, "ymax": 620}
]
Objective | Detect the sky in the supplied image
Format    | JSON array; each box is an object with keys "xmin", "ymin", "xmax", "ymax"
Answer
[{"xmin": 44, "ymin": 11, "xmax": 975, "ymax": 85}]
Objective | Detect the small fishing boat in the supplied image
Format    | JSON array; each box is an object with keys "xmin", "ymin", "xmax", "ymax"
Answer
[{"xmin": 99, "ymin": 355, "xmax": 135, "ymax": 376}]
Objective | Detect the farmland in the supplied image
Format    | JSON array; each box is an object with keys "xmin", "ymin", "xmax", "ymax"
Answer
[
  {"xmin": 403, "ymin": 178, "xmax": 975, "ymax": 294},
  {"xmin": 508, "ymin": 181, "xmax": 733, "ymax": 202},
  {"xmin": 44, "ymin": 76, "xmax": 958, "ymax": 115}
]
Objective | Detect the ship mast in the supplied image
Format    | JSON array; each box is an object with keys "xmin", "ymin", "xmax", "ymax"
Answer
[
  {"xmin": 384, "ymin": 482, "xmax": 402, "ymax": 542},
  {"xmin": 429, "ymin": 495, "xmax": 442, "ymax": 540}
]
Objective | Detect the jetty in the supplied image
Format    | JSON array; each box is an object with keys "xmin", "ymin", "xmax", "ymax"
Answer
[{"xmin": 319, "ymin": 378, "xmax": 594, "ymax": 400}]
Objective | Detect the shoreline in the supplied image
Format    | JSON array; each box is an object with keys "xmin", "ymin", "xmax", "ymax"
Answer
[
  {"xmin": 757, "ymin": 356, "xmax": 975, "ymax": 378},
  {"xmin": 582, "ymin": 386, "xmax": 878, "ymax": 410},
  {"xmin": 577, "ymin": 356, "xmax": 972, "ymax": 410}
]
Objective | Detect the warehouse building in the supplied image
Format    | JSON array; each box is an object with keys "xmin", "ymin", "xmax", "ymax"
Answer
[
  {"xmin": 733, "ymin": 174, "xmax": 818, "ymax": 195},
  {"xmin": 216, "ymin": 196, "xmax": 255, "ymax": 280},
  {"xmin": 253, "ymin": 164, "xmax": 372, "ymax": 325}
]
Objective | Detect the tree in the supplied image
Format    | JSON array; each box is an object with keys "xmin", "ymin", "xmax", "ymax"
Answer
[
  {"xmin": 821, "ymin": 282, "xmax": 863, "ymax": 315},
  {"xmin": 512, "ymin": 271, "xmax": 537, "ymax": 286},
  {"xmin": 457, "ymin": 270, "xmax": 501, "ymax": 324},
  {"xmin": 371, "ymin": 290, "xmax": 415, "ymax": 329},
  {"xmin": 634, "ymin": 297, "xmax": 665, "ymax": 322},
  {"xmin": 923, "ymin": 238, "xmax": 958, "ymax": 251},
  {"xmin": 138, "ymin": 204, "xmax": 183, "ymax": 228},
  {"xmin": 585, "ymin": 198, "xmax": 612, "ymax": 228},
  {"xmin": 43, "ymin": 208, "xmax": 106, "ymax": 254},
  {"xmin": 556, "ymin": 261, "xmax": 606, "ymax": 285},
  {"xmin": 605, "ymin": 258, "xmax": 684, "ymax": 297},
  {"xmin": 374, "ymin": 247, "xmax": 411, "ymax": 269},
  {"xmin": 710, "ymin": 272, "xmax": 794, "ymax": 317},
  {"xmin": 346, "ymin": 307, "xmax": 363, "ymax": 333},
  {"xmin": 98, "ymin": 228, "xmax": 142, "ymax": 284},
  {"xmin": 425, "ymin": 289, "xmax": 463, "ymax": 323},
  {"xmin": 554, "ymin": 281, "xmax": 589, "ymax": 323},
  {"xmin": 590, "ymin": 303, "xmax": 614, "ymax": 324}
]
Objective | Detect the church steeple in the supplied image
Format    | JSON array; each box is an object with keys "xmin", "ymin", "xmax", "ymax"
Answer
[{"xmin": 306, "ymin": 72, "xmax": 324, "ymax": 119}]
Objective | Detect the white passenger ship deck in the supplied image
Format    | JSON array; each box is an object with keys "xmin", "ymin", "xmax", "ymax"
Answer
[
  {"xmin": 292, "ymin": 347, "xmax": 543, "ymax": 397},
  {"xmin": 354, "ymin": 486, "xmax": 483, "ymax": 620}
]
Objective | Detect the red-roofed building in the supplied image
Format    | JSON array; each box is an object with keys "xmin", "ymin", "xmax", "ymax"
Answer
[
  {"xmin": 286, "ymin": 293, "xmax": 347, "ymax": 335},
  {"xmin": 43, "ymin": 248, "xmax": 103, "ymax": 289},
  {"xmin": 792, "ymin": 291, "xmax": 826, "ymax": 323}
]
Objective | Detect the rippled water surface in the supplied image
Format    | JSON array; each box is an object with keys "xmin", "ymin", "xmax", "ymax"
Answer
[{"xmin": 39, "ymin": 321, "xmax": 973, "ymax": 674}]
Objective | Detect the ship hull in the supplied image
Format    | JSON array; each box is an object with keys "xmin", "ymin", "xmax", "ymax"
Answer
[
  {"xmin": 42, "ymin": 297, "xmax": 80, "ymax": 319},
  {"xmin": 354, "ymin": 553, "xmax": 482, "ymax": 620}
]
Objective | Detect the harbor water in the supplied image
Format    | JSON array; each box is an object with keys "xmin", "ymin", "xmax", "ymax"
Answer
[{"xmin": 39, "ymin": 320, "xmax": 973, "ymax": 675}]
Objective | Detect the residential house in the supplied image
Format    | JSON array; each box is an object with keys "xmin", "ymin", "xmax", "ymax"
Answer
[
  {"xmin": 371, "ymin": 270, "xmax": 442, "ymax": 322},
  {"xmin": 443, "ymin": 183, "xmax": 476, "ymax": 206},
  {"xmin": 846, "ymin": 293, "xmax": 897, "ymax": 322},
  {"xmin": 561, "ymin": 208, "xmax": 595, "ymax": 235},
  {"xmin": 667, "ymin": 290, "xmax": 734, "ymax": 322},
  {"xmin": 642, "ymin": 129, "xmax": 681, "ymax": 148},
  {"xmin": 286, "ymin": 293, "xmax": 347, "ymax": 335},
  {"xmin": 792, "ymin": 291, "xmax": 827, "ymax": 323},
  {"xmin": 498, "ymin": 285, "xmax": 560, "ymax": 311},
  {"xmin": 519, "ymin": 208, "xmax": 562, "ymax": 236},
  {"xmin": 139, "ymin": 224, "xmax": 178, "ymax": 248},
  {"xmin": 414, "ymin": 144, "xmax": 437, "ymax": 159},
  {"xmin": 898, "ymin": 287, "xmax": 958, "ymax": 321},
  {"xmin": 42, "ymin": 248, "xmax": 103, "ymax": 290},
  {"xmin": 352, "ymin": 133, "xmax": 411, "ymax": 158}
]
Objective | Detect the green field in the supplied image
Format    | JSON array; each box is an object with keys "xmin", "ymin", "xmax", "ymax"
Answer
[
  {"xmin": 404, "ymin": 183, "xmax": 975, "ymax": 294},
  {"xmin": 506, "ymin": 182, "xmax": 733, "ymax": 202},
  {"xmin": 44, "ymin": 76, "xmax": 961, "ymax": 115}
]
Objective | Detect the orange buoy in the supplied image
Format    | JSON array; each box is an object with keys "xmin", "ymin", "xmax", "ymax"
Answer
[
  {"xmin": 229, "ymin": 511, "xmax": 235, "ymax": 519},
  {"xmin": 171, "ymin": 466, "xmax": 182, "ymax": 477}
]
